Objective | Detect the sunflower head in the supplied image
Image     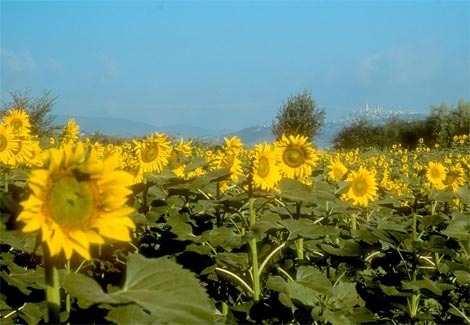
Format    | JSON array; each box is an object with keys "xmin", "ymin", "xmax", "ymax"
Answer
[
  {"xmin": 2, "ymin": 109, "xmax": 32, "ymax": 137},
  {"xmin": 133, "ymin": 132, "xmax": 172, "ymax": 174},
  {"xmin": 426, "ymin": 161, "xmax": 447, "ymax": 189},
  {"xmin": 251, "ymin": 143, "xmax": 281, "ymax": 191},
  {"xmin": 343, "ymin": 166, "xmax": 377, "ymax": 207},
  {"xmin": 223, "ymin": 136, "xmax": 244, "ymax": 155},
  {"xmin": 327, "ymin": 156, "xmax": 348, "ymax": 181},
  {"xmin": 0, "ymin": 123, "xmax": 21, "ymax": 167},
  {"xmin": 443, "ymin": 163, "xmax": 465, "ymax": 191},
  {"xmin": 17, "ymin": 142, "xmax": 135, "ymax": 260},
  {"xmin": 275, "ymin": 134, "xmax": 318, "ymax": 179},
  {"xmin": 60, "ymin": 118, "xmax": 80, "ymax": 144}
]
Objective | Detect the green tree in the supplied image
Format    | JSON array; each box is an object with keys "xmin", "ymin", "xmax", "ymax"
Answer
[
  {"xmin": 272, "ymin": 90, "xmax": 326, "ymax": 141},
  {"xmin": 0, "ymin": 89, "xmax": 59, "ymax": 138}
]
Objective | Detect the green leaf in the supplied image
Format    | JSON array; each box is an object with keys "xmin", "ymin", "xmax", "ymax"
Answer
[
  {"xmin": 17, "ymin": 302, "xmax": 47, "ymax": 325},
  {"xmin": 167, "ymin": 212, "xmax": 196, "ymax": 241},
  {"xmin": 346, "ymin": 307, "xmax": 376, "ymax": 324},
  {"xmin": 454, "ymin": 270, "xmax": 470, "ymax": 285},
  {"xmin": 320, "ymin": 240, "xmax": 363, "ymax": 257},
  {"xmin": 455, "ymin": 187, "xmax": 470, "ymax": 205},
  {"xmin": 295, "ymin": 266, "xmax": 331, "ymax": 294},
  {"xmin": 442, "ymin": 212, "xmax": 470, "ymax": 240},
  {"xmin": 105, "ymin": 304, "xmax": 155, "ymax": 325},
  {"xmin": 0, "ymin": 230, "xmax": 41, "ymax": 255},
  {"xmin": 0, "ymin": 264, "xmax": 45, "ymax": 295},
  {"xmin": 63, "ymin": 273, "xmax": 121, "ymax": 308},
  {"xmin": 380, "ymin": 285, "xmax": 412, "ymax": 297},
  {"xmin": 65, "ymin": 255, "xmax": 214, "ymax": 324},
  {"xmin": 251, "ymin": 213, "xmax": 282, "ymax": 236},
  {"xmin": 288, "ymin": 281, "xmax": 321, "ymax": 307},
  {"xmin": 402, "ymin": 277, "xmax": 455, "ymax": 296},
  {"xmin": 280, "ymin": 219, "xmax": 339, "ymax": 240},
  {"xmin": 216, "ymin": 252, "xmax": 249, "ymax": 271},
  {"xmin": 331, "ymin": 282, "xmax": 365, "ymax": 311},
  {"xmin": 207, "ymin": 227, "xmax": 242, "ymax": 250},
  {"xmin": 278, "ymin": 178, "xmax": 317, "ymax": 203},
  {"xmin": 323, "ymin": 309, "xmax": 350, "ymax": 325}
]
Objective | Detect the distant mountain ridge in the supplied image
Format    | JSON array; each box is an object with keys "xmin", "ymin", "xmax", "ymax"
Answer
[{"xmin": 53, "ymin": 108, "xmax": 426, "ymax": 149}]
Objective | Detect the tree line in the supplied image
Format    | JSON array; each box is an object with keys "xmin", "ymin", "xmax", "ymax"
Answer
[{"xmin": 2, "ymin": 89, "xmax": 469, "ymax": 150}]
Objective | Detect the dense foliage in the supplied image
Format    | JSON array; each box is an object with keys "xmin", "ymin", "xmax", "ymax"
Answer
[
  {"xmin": 272, "ymin": 90, "xmax": 326, "ymax": 141},
  {"xmin": 0, "ymin": 108, "xmax": 469, "ymax": 324},
  {"xmin": 0, "ymin": 90, "xmax": 59, "ymax": 138},
  {"xmin": 333, "ymin": 99, "xmax": 470, "ymax": 150}
]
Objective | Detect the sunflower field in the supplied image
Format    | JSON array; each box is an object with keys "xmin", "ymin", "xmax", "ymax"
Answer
[{"xmin": 1, "ymin": 109, "xmax": 469, "ymax": 324}]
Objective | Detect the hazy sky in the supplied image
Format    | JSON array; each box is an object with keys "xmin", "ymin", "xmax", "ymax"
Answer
[{"xmin": 1, "ymin": 1, "xmax": 469, "ymax": 131}]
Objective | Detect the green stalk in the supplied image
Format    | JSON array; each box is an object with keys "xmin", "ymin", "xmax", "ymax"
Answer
[
  {"xmin": 295, "ymin": 201, "xmax": 304, "ymax": 260},
  {"xmin": 351, "ymin": 213, "xmax": 357, "ymax": 231},
  {"xmin": 408, "ymin": 212, "xmax": 419, "ymax": 319},
  {"xmin": 3, "ymin": 171, "xmax": 8, "ymax": 192},
  {"xmin": 249, "ymin": 197, "xmax": 260, "ymax": 301},
  {"xmin": 65, "ymin": 260, "xmax": 71, "ymax": 315},
  {"xmin": 44, "ymin": 245, "xmax": 60, "ymax": 324}
]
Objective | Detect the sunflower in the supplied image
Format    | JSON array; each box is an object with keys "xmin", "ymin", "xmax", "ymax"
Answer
[
  {"xmin": 2, "ymin": 109, "xmax": 32, "ymax": 137},
  {"xmin": 17, "ymin": 142, "xmax": 135, "ymax": 260},
  {"xmin": 133, "ymin": 132, "xmax": 172, "ymax": 174},
  {"xmin": 275, "ymin": 134, "xmax": 318, "ymax": 179},
  {"xmin": 251, "ymin": 143, "xmax": 281, "ymax": 191},
  {"xmin": 443, "ymin": 163, "xmax": 466, "ymax": 191},
  {"xmin": 0, "ymin": 123, "xmax": 20, "ymax": 166},
  {"xmin": 223, "ymin": 136, "xmax": 244, "ymax": 155},
  {"xmin": 426, "ymin": 161, "xmax": 446, "ymax": 189},
  {"xmin": 59, "ymin": 118, "xmax": 80, "ymax": 144},
  {"xmin": 343, "ymin": 166, "xmax": 377, "ymax": 207},
  {"xmin": 169, "ymin": 138, "xmax": 193, "ymax": 178},
  {"xmin": 327, "ymin": 155, "xmax": 348, "ymax": 181},
  {"xmin": 210, "ymin": 148, "xmax": 243, "ymax": 179}
]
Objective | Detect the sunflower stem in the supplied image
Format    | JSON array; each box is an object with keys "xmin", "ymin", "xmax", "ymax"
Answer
[
  {"xmin": 351, "ymin": 213, "xmax": 357, "ymax": 231},
  {"xmin": 44, "ymin": 246, "xmax": 60, "ymax": 324},
  {"xmin": 295, "ymin": 201, "xmax": 304, "ymax": 260},
  {"xmin": 3, "ymin": 171, "xmax": 8, "ymax": 192},
  {"xmin": 249, "ymin": 196, "xmax": 260, "ymax": 302},
  {"xmin": 65, "ymin": 260, "xmax": 71, "ymax": 315}
]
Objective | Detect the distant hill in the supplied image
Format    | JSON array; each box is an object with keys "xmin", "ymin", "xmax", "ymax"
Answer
[
  {"xmin": 53, "ymin": 115, "xmax": 229, "ymax": 138},
  {"xmin": 53, "ymin": 108, "xmax": 427, "ymax": 148},
  {"xmin": 53, "ymin": 115, "xmax": 157, "ymax": 137}
]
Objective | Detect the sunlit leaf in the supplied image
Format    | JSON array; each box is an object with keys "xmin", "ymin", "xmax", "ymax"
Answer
[
  {"xmin": 442, "ymin": 213, "xmax": 470, "ymax": 240},
  {"xmin": 280, "ymin": 219, "xmax": 339, "ymax": 239},
  {"xmin": 295, "ymin": 266, "xmax": 331, "ymax": 294},
  {"xmin": 64, "ymin": 254, "xmax": 214, "ymax": 324},
  {"xmin": 403, "ymin": 277, "xmax": 455, "ymax": 296},
  {"xmin": 105, "ymin": 304, "xmax": 155, "ymax": 325},
  {"xmin": 454, "ymin": 270, "xmax": 470, "ymax": 285},
  {"xmin": 320, "ymin": 240, "xmax": 363, "ymax": 257},
  {"xmin": 207, "ymin": 226, "xmax": 242, "ymax": 250},
  {"xmin": 288, "ymin": 281, "xmax": 321, "ymax": 307}
]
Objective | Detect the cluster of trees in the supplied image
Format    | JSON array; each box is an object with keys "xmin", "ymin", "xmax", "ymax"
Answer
[
  {"xmin": 332, "ymin": 99, "xmax": 470, "ymax": 149},
  {"xmin": 2, "ymin": 89, "xmax": 468, "ymax": 151},
  {"xmin": 272, "ymin": 91, "xmax": 469, "ymax": 150}
]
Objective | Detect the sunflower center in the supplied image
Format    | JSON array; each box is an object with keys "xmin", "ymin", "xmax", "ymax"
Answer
[
  {"xmin": 222, "ymin": 153, "xmax": 235, "ymax": 168},
  {"xmin": 430, "ymin": 168, "xmax": 442, "ymax": 179},
  {"xmin": 0, "ymin": 134, "xmax": 7, "ymax": 152},
  {"xmin": 333, "ymin": 167, "xmax": 344, "ymax": 179},
  {"xmin": 283, "ymin": 147, "xmax": 304, "ymax": 168},
  {"xmin": 11, "ymin": 119, "xmax": 23, "ymax": 130},
  {"xmin": 257, "ymin": 156, "xmax": 270, "ymax": 178},
  {"xmin": 352, "ymin": 179, "xmax": 367, "ymax": 196},
  {"xmin": 142, "ymin": 144, "xmax": 159, "ymax": 163},
  {"xmin": 48, "ymin": 175, "xmax": 95, "ymax": 227}
]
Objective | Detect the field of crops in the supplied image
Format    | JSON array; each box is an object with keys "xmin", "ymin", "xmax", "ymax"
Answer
[{"xmin": 1, "ymin": 109, "xmax": 469, "ymax": 324}]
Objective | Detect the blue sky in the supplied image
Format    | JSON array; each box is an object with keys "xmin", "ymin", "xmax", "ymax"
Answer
[{"xmin": 1, "ymin": 1, "xmax": 469, "ymax": 131}]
